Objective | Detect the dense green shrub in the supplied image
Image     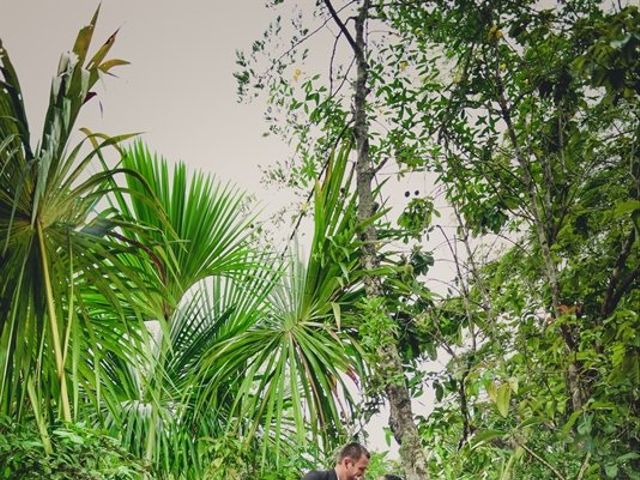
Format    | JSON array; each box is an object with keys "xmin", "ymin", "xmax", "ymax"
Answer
[{"xmin": 0, "ymin": 418, "xmax": 152, "ymax": 479}]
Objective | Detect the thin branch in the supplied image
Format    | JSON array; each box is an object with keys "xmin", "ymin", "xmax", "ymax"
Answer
[
  {"xmin": 576, "ymin": 452, "xmax": 591, "ymax": 480},
  {"xmin": 329, "ymin": 30, "xmax": 343, "ymax": 97},
  {"xmin": 521, "ymin": 444, "xmax": 566, "ymax": 480},
  {"xmin": 323, "ymin": 0, "xmax": 361, "ymax": 58},
  {"xmin": 328, "ymin": 56, "xmax": 356, "ymax": 102},
  {"xmin": 268, "ymin": 1, "xmax": 356, "ymax": 75},
  {"xmin": 608, "ymin": 264, "xmax": 640, "ymax": 315},
  {"xmin": 602, "ymin": 228, "xmax": 637, "ymax": 317}
]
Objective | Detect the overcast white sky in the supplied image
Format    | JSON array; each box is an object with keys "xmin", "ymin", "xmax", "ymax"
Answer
[
  {"xmin": 0, "ymin": 1, "xmax": 294, "ymax": 197},
  {"xmin": 1, "ymin": 0, "xmax": 455, "ymax": 458}
]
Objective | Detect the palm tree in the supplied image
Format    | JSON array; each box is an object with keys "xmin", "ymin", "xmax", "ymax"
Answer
[
  {"xmin": 99, "ymin": 143, "xmax": 265, "ymax": 474},
  {"xmin": 105, "ymin": 142, "xmax": 369, "ymax": 477},
  {"xmin": 0, "ymin": 8, "xmax": 156, "ymax": 433}
]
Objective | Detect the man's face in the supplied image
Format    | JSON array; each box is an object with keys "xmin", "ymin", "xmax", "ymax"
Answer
[{"xmin": 344, "ymin": 454, "xmax": 369, "ymax": 480}]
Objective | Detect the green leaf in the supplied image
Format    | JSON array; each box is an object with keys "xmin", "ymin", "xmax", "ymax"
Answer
[
  {"xmin": 434, "ymin": 381, "xmax": 443, "ymax": 402},
  {"xmin": 470, "ymin": 429, "xmax": 505, "ymax": 450},
  {"xmin": 614, "ymin": 199, "xmax": 640, "ymax": 217},
  {"xmin": 98, "ymin": 58, "xmax": 131, "ymax": 73},
  {"xmin": 331, "ymin": 302, "xmax": 341, "ymax": 330},
  {"xmin": 486, "ymin": 380, "xmax": 498, "ymax": 403},
  {"xmin": 605, "ymin": 464, "xmax": 619, "ymax": 478},
  {"xmin": 517, "ymin": 416, "xmax": 545, "ymax": 430},
  {"xmin": 561, "ymin": 410, "xmax": 583, "ymax": 436},
  {"xmin": 496, "ymin": 383, "xmax": 511, "ymax": 417},
  {"xmin": 617, "ymin": 452, "xmax": 640, "ymax": 463},
  {"xmin": 384, "ymin": 427, "xmax": 393, "ymax": 447}
]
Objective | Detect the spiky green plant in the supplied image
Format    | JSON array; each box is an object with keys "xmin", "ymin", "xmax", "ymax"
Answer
[
  {"xmin": 96, "ymin": 143, "xmax": 267, "ymax": 474},
  {"xmin": 0, "ymin": 8, "xmax": 158, "ymax": 430},
  {"xmin": 102, "ymin": 143, "xmax": 370, "ymax": 477},
  {"xmin": 193, "ymin": 143, "xmax": 369, "ymax": 463}
]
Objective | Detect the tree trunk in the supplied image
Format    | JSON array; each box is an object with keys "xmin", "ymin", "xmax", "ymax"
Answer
[{"xmin": 350, "ymin": 2, "xmax": 429, "ymax": 478}]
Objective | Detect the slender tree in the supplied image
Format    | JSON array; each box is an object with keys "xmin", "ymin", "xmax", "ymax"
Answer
[{"xmin": 326, "ymin": 2, "xmax": 429, "ymax": 478}]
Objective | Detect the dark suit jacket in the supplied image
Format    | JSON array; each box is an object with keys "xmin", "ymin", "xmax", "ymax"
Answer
[{"xmin": 301, "ymin": 469, "xmax": 338, "ymax": 480}]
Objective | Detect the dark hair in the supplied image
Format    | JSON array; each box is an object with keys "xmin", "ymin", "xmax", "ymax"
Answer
[
  {"xmin": 337, "ymin": 442, "xmax": 370, "ymax": 461},
  {"xmin": 382, "ymin": 475, "xmax": 404, "ymax": 480}
]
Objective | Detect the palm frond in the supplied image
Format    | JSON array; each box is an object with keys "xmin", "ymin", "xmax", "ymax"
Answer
[
  {"xmin": 0, "ymin": 9, "xmax": 158, "ymax": 425},
  {"xmin": 117, "ymin": 142, "xmax": 257, "ymax": 311},
  {"xmin": 195, "ymin": 143, "xmax": 367, "ymax": 461}
]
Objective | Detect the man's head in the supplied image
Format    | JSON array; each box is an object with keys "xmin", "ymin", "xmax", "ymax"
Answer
[{"xmin": 334, "ymin": 442, "xmax": 370, "ymax": 480}]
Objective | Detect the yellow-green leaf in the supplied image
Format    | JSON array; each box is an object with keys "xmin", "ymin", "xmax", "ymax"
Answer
[
  {"xmin": 496, "ymin": 383, "xmax": 511, "ymax": 417},
  {"xmin": 331, "ymin": 302, "xmax": 341, "ymax": 331},
  {"xmin": 486, "ymin": 380, "xmax": 498, "ymax": 402}
]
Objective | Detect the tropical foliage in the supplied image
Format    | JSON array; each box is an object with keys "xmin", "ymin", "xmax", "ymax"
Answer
[
  {"xmin": 0, "ymin": 9, "xmax": 366, "ymax": 480},
  {"xmin": 1, "ymin": 1, "xmax": 639, "ymax": 479},
  {"xmin": 0, "ymin": 417, "xmax": 152, "ymax": 479},
  {"xmin": 236, "ymin": 0, "xmax": 639, "ymax": 478},
  {"xmin": 0, "ymin": 6, "xmax": 147, "ymax": 429}
]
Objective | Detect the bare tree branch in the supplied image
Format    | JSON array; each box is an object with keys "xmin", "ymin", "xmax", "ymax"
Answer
[{"xmin": 323, "ymin": 0, "xmax": 362, "ymax": 59}]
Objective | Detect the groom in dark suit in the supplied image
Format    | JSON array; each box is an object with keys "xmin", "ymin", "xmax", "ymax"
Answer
[{"xmin": 301, "ymin": 443, "xmax": 370, "ymax": 480}]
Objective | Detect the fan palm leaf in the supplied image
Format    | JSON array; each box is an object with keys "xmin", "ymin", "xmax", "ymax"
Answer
[
  {"xmin": 96, "ymin": 144, "xmax": 268, "ymax": 473},
  {"xmin": 113, "ymin": 142, "xmax": 257, "ymax": 319},
  {"xmin": 100, "ymin": 263, "xmax": 277, "ymax": 477}
]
